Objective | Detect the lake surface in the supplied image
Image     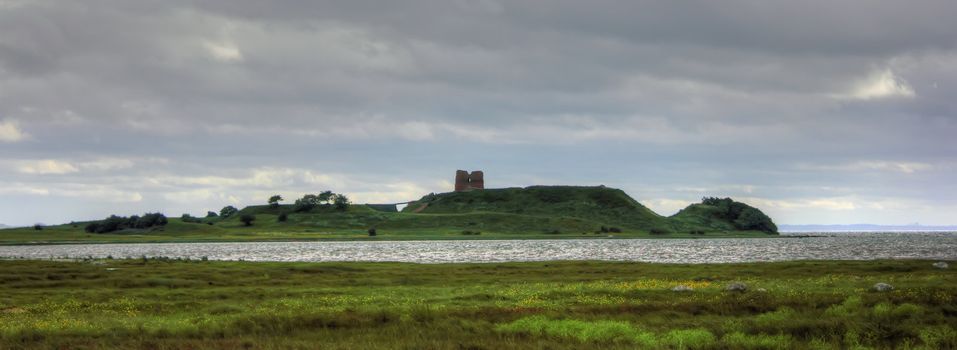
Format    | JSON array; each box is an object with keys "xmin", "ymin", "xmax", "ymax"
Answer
[{"xmin": 1, "ymin": 232, "xmax": 955, "ymax": 264}]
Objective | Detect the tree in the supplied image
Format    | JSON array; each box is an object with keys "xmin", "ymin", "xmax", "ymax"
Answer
[
  {"xmin": 181, "ymin": 214, "xmax": 202, "ymax": 223},
  {"xmin": 84, "ymin": 222, "xmax": 100, "ymax": 233},
  {"xmin": 318, "ymin": 191, "xmax": 334, "ymax": 205},
  {"xmin": 239, "ymin": 214, "xmax": 256, "ymax": 226},
  {"xmin": 734, "ymin": 207, "xmax": 778, "ymax": 234},
  {"xmin": 83, "ymin": 213, "xmax": 167, "ymax": 234},
  {"xmin": 33, "ymin": 224, "xmax": 43, "ymax": 231},
  {"xmin": 268, "ymin": 195, "xmax": 284, "ymax": 208},
  {"xmin": 206, "ymin": 211, "xmax": 219, "ymax": 218},
  {"xmin": 135, "ymin": 213, "xmax": 167, "ymax": 228},
  {"xmin": 220, "ymin": 206, "xmax": 239, "ymax": 218},
  {"xmin": 99, "ymin": 215, "xmax": 127, "ymax": 232},
  {"xmin": 293, "ymin": 194, "xmax": 321, "ymax": 212},
  {"xmin": 333, "ymin": 194, "xmax": 350, "ymax": 211}
]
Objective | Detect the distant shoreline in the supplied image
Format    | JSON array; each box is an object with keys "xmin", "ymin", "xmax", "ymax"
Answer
[{"xmin": 780, "ymin": 224, "xmax": 957, "ymax": 232}]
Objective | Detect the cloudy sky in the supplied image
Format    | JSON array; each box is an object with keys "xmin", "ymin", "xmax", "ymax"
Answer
[{"xmin": 1, "ymin": 0, "xmax": 955, "ymax": 227}]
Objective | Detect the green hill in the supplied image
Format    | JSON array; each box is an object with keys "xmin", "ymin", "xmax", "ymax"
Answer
[
  {"xmin": 402, "ymin": 186, "xmax": 777, "ymax": 235},
  {"xmin": 403, "ymin": 186, "xmax": 668, "ymax": 230}
]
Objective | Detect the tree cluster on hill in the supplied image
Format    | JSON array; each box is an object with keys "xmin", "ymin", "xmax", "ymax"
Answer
[
  {"xmin": 292, "ymin": 191, "xmax": 350, "ymax": 212},
  {"xmin": 219, "ymin": 206, "xmax": 239, "ymax": 218},
  {"xmin": 84, "ymin": 213, "xmax": 168, "ymax": 234},
  {"xmin": 700, "ymin": 197, "xmax": 777, "ymax": 233}
]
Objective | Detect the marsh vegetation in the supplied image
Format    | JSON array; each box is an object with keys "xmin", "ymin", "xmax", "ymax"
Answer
[{"xmin": 0, "ymin": 259, "xmax": 953, "ymax": 349}]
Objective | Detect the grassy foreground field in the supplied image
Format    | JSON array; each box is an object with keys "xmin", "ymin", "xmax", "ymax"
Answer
[{"xmin": 0, "ymin": 259, "xmax": 954, "ymax": 349}]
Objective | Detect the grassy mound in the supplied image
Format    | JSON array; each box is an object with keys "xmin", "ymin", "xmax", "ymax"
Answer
[{"xmin": 404, "ymin": 186, "xmax": 777, "ymax": 235}]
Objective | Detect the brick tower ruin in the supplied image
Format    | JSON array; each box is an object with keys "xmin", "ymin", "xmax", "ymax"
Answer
[{"xmin": 454, "ymin": 170, "xmax": 485, "ymax": 192}]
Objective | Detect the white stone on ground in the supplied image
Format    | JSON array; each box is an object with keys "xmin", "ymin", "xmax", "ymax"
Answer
[
  {"xmin": 671, "ymin": 285, "xmax": 693, "ymax": 292},
  {"xmin": 725, "ymin": 282, "xmax": 748, "ymax": 292},
  {"xmin": 872, "ymin": 283, "xmax": 894, "ymax": 292}
]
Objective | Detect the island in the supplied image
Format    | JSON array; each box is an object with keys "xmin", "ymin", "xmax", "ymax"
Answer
[{"xmin": 0, "ymin": 184, "xmax": 776, "ymax": 245}]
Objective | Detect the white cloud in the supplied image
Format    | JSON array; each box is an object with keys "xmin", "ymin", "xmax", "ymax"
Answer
[
  {"xmin": 853, "ymin": 161, "xmax": 931, "ymax": 174},
  {"xmin": 643, "ymin": 198, "xmax": 695, "ymax": 216},
  {"xmin": 10, "ymin": 158, "xmax": 144, "ymax": 175},
  {"xmin": 0, "ymin": 184, "xmax": 50, "ymax": 195},
  {"xmin": 17, "ymin": 160, "xmax": 79, "ymax": 175},
  {"xmin": 79, "ymin": 158, "xmax": 137, "ymax": 171},
  {"xmin": 842, "ymin": 69, "xmax": 916, "ymax": 100},
  {"xmin": 0, "ymin": 119, "xmax": 28, "ymax": 143},
  {"xmin": 203, "ymin": 41, "xmax": 244, "ymax": 62},
  {"xmin": 0, "ymin": 182, "xmax": 142, "ymax": 202},
  {"xmin": 797, "ymin": 161, "xmax": 933, "ymax": 174},
  {"xmin": 739, "ymin": 197, "xmax": 858, "ymax": 211},
  {"xmin": 349, "ymin": 181, "xmax": 433, "ymax": 204}
]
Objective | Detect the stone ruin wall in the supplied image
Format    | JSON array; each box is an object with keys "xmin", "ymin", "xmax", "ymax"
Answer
[{"xmin": 454, "ymin": 170, "xmax": 485, "ymax": 192}]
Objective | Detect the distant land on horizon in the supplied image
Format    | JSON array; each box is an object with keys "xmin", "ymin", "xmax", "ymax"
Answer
[
  {"xmin": 779, "ymin": 224, "xmax": 957, "ymax": 232},
  {"xmin": 0, "ymin": 224, "xmax": 10, "ymax": 229}
]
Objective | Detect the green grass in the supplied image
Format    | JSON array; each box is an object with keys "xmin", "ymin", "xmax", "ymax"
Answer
[
  {"xmin": 0, "ymin": 259, "xmax": 953, "ymax": 349},
  {"xmin": 2, "ymin": 187, "xmax": 778, "ymax": 245}
]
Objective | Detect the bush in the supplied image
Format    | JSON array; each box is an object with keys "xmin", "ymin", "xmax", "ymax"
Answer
[
  {"xmin": 84, "ymin": 213, "xmax": 168, "ymax": 234},
  {"xmin": 277, "ymin": 212, "xmax": 288, "ymax": 222},
  {"xmin": 722, "ymin": 332, "xmax": 792, "ymax": 350},
  {"xmin": 701, "ymin": 197, "xmax": 777, "ymax": 234},
  {"xmin": 496, "ymin": 316, "xmax": 652, "ymax": 344},
  {"xmin": 461, "ymin": 230, "xmax": 481, "ymax": 235},
  {"xmin": 206, "ymin": 211, "xmax": 218, "ymax": 218},
  {"xmin": 734, "ymin": 207, "xmax": 778, "ymax": 233},
  {"xmin": 135, "ymin": 213, "xmax": 168, "ymax": 228},
  {"xmin": 293, "ymin": 194, "xmax": 322, "ymax": 212},
  {"xmin": 333, "ymin": 194, "xmax": 350, "ymax": 211},
  {"xmin": 650, "ymin": 227, "xmax": 671, "ymax": 235},
  {"xmin": 918, "ymin": 325, "xmax": 957, "ymax": 349},
  {"xmin": 220, "ymin": 206, "xmax": 239, "ymax": 218},
  {"xmin": 368, "ymin": 227, "xmax": 376, "ymax": 236},
  {"xmin": 181, "ymin": 214, "xmax": 203, "ymax": 223},
  {"xmin": 33, "ymin": 224, "xmax": 43, "ymax": 231},
  {"xmin": 239, "ymin": 214, "xmax": 256, "ymax": 227},
  {"xmin": 661, "ymin": 329, "xmax": 716, "ymax": 349}
]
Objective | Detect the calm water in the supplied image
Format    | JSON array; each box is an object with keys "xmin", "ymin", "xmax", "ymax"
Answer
[{"xmin": 0, "ymin": 232, "xmax": 954, "ymax": 264}]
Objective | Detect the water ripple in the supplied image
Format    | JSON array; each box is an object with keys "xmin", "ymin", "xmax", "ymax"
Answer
[{"xmin": 1, "ymin": 232, "xmax": 955, "ymax": 264}]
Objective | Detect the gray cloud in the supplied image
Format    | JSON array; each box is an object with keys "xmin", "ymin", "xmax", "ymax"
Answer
[{"xmin": 1, "ymin": 1, "xmax": 955, "ymax": 226}]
